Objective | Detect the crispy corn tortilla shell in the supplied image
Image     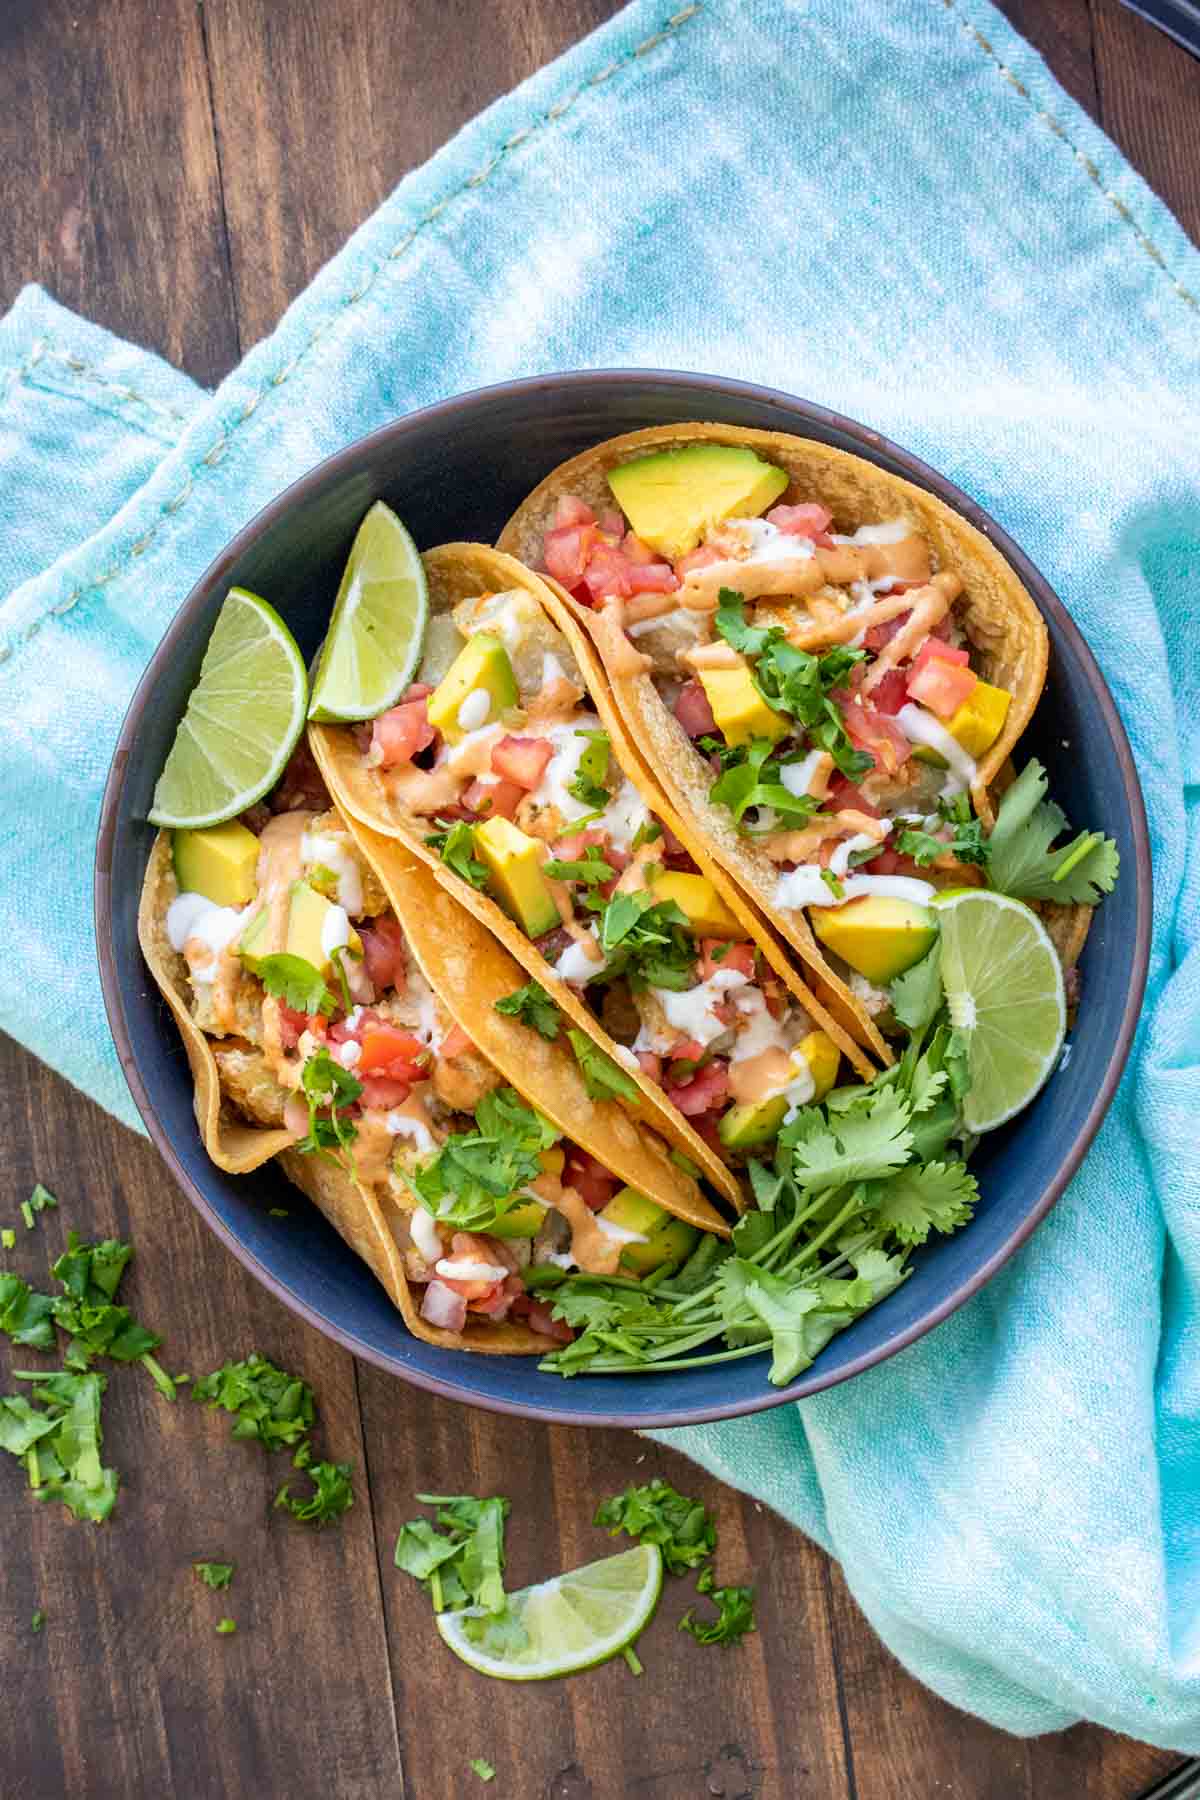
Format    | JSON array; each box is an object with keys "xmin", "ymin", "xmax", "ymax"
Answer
[
  {"xmin": 311, "ymin": 542, "xmax": 872, "ymax": 1208},
  {"xmin": 336, "ymin": 808, "xmax": 730, "ymax": 1237},
  {"xmin": 499, "ymin": 422, "xmax": 1050, "ymax": 1061}
]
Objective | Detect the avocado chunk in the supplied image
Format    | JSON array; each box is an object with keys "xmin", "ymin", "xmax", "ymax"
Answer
[
  {"xmin": 238, "ymin": 906, "xmax": 269, "ymax": 960},
  {"xmin": 426, "ymin": 631, "xmax": 518, "ymax": 744},
  {"xmin": 698, "ymin": 668, "xmax": 788, "ymax": 749},
  {"xmin": 474, "ymin": 817, "xmax": 561, "ymax": 939},
  {"xmin": 607, "ymin": 444, "xmax": 789, "ymax": 560},
  {"xmin": 914, "ymin": 679, "xmax": 1011, "ymax": 767},
  {"xmin": 811, "ymin": 895, "xmax": 936, "ymax": 984},
  {"xmin": 797, "ymin": 1029, "xmax": 841, "ymax": 1102},
  {"xmin": 598, "ymin": 1186, "xmax": 701, "ymax": 1276},
  {"xmin": 282, "ymin": 880, "xmax": 362, "ymax": 976},
  {"xmin": 489, "ymin": 1198, "xmax": 548, "ymax": 1239},
  {"xmin": 173, "ymin": 821, "xmax": 259, "ymax": 907},
  {"xmin": 652, "ymin": 871, "xmax": 744, "ymax": 939},
  {"xmin": 718, "ymin": 1094, "xmax": 789, "ymax": 1151}
]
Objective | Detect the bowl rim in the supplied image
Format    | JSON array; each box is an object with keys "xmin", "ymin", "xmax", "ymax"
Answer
[{"xmin": 95, "ymin": 366, "xmax": 1153, "ymax": 1428}]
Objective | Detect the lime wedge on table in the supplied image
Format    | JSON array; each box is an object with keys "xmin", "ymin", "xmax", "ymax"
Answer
[
  {"xmin": 436, "ymin": 1543, "xmax": 662, "ymax": 1681},
  {"xmin": 308, "ymin": 501, "xmax": 428, "ymax": 722},
  {"xmin": 148, "ymin": 588, "xmax": 307, "ymax": 828},
  {"xmin": 932, "ymin": 889, "xmax": 1067, "ymax": 1133}
]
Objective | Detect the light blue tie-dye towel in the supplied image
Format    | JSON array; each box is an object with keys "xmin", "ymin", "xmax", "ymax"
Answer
[{"xmin": 1, "ymin": 0, "xmax": 1196, "ymax": 1748}]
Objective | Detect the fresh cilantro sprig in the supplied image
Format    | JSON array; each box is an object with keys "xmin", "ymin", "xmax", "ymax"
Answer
[
  {"xmin": 567, "ymin": 1030, "xmax": 639, "ymax": 1104},
  {"xmin": 680, "ymin": 1571, "xmax": 757, "ymax": 1647},
  {"xmin": 296, "ymin": 1049, "xmax": 362, "ymax": 1160},
  {"xmin": 249, "ymin": 953, "xmax": 337, "ymax": 1018},
  {"xmin": 986, "ymin": 760, "xmax": 1119, "ymax": 903},
  {"xmin": 596, "ymin": 892, "xmax": 695, "ymax": 991},
  {"xmin": 394, "ymin": 1493, "xmax": 511, "ymax": 1615},
  {"xmin": 493, "ymin": 981, "xmax": 561, "ymax": 1040},
  {"xmin": 426, "ymin": 819, "xmax": 490, "ymax": 890},
  {"xmin": 708, "ymin": 739, "xmax": 820, "ymax": 834},
  {"xmin": 594, "ymin": 1478, "xmax": 716, "ymax": 1575},
  {"xmin": 567, "ymin": 730, "xmax": 611, "ymax": 808},
  {"xmin": 406, "ymin": 1088, "xmax": 559, "ymax": 1233}
]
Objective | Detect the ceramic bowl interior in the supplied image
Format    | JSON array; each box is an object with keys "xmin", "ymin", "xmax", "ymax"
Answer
[{"xmin": 96, "ymin": 372, "xmax": 1151, "ymax": 1427}]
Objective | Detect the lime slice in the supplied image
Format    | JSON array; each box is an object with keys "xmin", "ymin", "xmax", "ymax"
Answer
[
  {"xmin": 436, "ymin": 1543, "xmax": 662, "ymax": 1681},
  {"xmin": 932, "ymin": 889, "xmax": 1067, "ymax": 1132},
  {"xmin": 308, "ymin": 501, "xmax": 428, "ymax": 722},
  {"xmin": 148, "ymin": 588, "xmax": 308, "ymax": 828}
]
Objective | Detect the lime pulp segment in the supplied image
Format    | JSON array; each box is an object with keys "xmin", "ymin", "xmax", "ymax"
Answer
[
  {"xmin": 148, "ymin": 588, "xmax": 308, "ymax": 829},
  {"xmin": 307, "ymin": 501, "xmax": 428, "ymax": 722},
  {"xmin": 932, "ymin": 889, "xmax": 1067, "ymax": 1133},
  {"xmin": 435, "ymin": 1542, "xmax": 663, "ymax": 1681}
]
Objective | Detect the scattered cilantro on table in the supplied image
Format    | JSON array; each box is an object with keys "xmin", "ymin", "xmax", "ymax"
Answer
[
  {"xmin": 594, "ymin": 1478, "xmax": 716, "ymax": 1576},
  {"xmin": 494, "ymin": 981, "xmax": 561, "ymax": 1040},
  {"xmin": 194, "ymin": 1561, "xmax": 235, "ymax": 1590},
  {"xmin": 31, "ymin": 1610, "xmax": 45, "ymax": 1633},
  {"xmin": 469, "ymin": 1758, "xmax": 496, "ymax": 1783},
  {"xmin": 395, "ymin": 1494, "xmax": 511, "ymax": 1615},
  {"xmin": 1, "ymin": 1229, "xmax": 15, "ymax": 1251},
  {"xmin": 680, "ymin": 1571, "xmax": 757, "ymax": 1647},
  {"xmin": 216, "ymin": 1618, "xmax": 237, "ymax": 1636},
  {"xmin": 0, "ymin": 1369, "xmax": 118, "ymax": 1522},
  {"xmin": 191, "ymin": 1354, "xmax": 315, "ymax": 1451},
  {"xmin": 21, "ymin": 1184, "xmax": 58, "ymax": 1232},
  {"xmin": 275, "ymin": 1455, "xmax": 355, "ymax": 1528}
]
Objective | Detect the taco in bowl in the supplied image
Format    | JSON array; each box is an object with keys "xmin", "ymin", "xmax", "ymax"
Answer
[
  {"xmin": 497, "ymin": 424, "xmax": 1050, "ymax": 1058},
  {"xmin": 139, "ymin": 783, "xmax": 734, "ymax": 1354},
  {"xmin": 308, "ymin": 542, "xmax": 876, "ymax": 1208}
]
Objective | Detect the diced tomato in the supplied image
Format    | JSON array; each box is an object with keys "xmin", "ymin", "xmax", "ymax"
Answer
[
  {"xmin": 863, "ymin": 611, "xmax": 910, "ymax": 652},
  {"xmin": 552, "ymin": 496, "xmax": 596, "ymax": 530},
  {"xmin": 871, "ymin": 669, "xmax": 911, "ymax": 716},
  {"xmin": 906, "ymin": 659, "xmax": 978, "ymax": 719},
  {"xmin": 469, "ymin": 1273, "xmax": 525, "ymax": 1317},
  {"xmin": 626, "ymin": 561, "xmax": 679, "ymax": 595},
  {"xmin": 766, "ymin": 502, "xmax": 834, "ymax": 547},
  {"xmin": 665, "ymin": 1060, "xmax": 729, "ymax": 1116},
  {"xmin": 372, "ymin": 697, "xmax": 435, "ymax": 768},
  {"xmin": 563, "ymin": 1148, "xmax": 619, "ymax": 1213},
  {"xmin": 440, "ymin": 1023, "xmax": 473, "ymax": 1060},
  {"xmin": 674, "ymin": 544, "xmax": 724, "ymax": 576},
  {"xmin": 841, "ymin": 698, "xmax": 911, "ymax": 775},
  {"xmin": 668, "ymin": 1038, "xmax": 707, "ymax": 1066},
  {"xmin": 359, "ymin": 1025, "xmax": 427, "ymax": 1080},
  {"xmin": 598, "ymin": 509, "xmax": 625, "ymax": 537},
  {"xmin": 582, "ymin": 541, "xmax": 634, "ymax": 602},
  {"xmin": 357, "ymin": 1074, "xmax": 415, "ymax": 1110},
  {"xmin": 622, "ymin": 531, "xmax": 657, "ymax": 565},
  {"xmin": 698, "ymin": 939, "xmax": 756, "ymax": 981},
  {"xmin": 358, "ymin": 917, "xmax": 406, "ymax": 992},
  {"xmin": 278, "ymin": 1003, "xmax": 327, "ymax": 1052},
  {"xmin": 674, "ymin": 680, "xmax": 717, "ymax": 739},
  {"xmin": 544, "ymin": 524, "xmax": 598, "ymax": 587},
  {"xmin": 825, "ymin": 774, "xmax": 880, "ymax": 815},
  {"xmin": 491, "ymin": 735, "xmax": 554, "ymax": 790},
  {"xmin": 553, "ymin": 827, "xmax": 612, "ymax": 864},
  {"xmin": 635, "ymin": 1051, "xmax": 663, "ymax": 1084},
  {"xmin": 441, "ymin": 1273, "xmax": 500, "ymax": 1302},
  {"xmin": 463, "ymin": 776, "xmax": 523, "ymax": 820},
  {"xmin": 515, "ymin": 1297, "xmax": 575, "ymax": 1343},
  {"xmin": 864, "ymin": 847, "xmax": 928, "ymax": 879},
  {"xmin": 910, "ymin": 638, "xmax": 970, "ymax": 676}
]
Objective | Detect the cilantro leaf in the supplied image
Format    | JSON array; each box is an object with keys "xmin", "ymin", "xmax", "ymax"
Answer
[
  {"xmin": 714, "ymin": 597, "xmax": 871, "ymax": 780},
  {"xmin": 275, "ymin": 1459, "xmax": 355, "ymax": 1528},
  {"xmin": 783, "ymin": 1085, "xmax": 914, "ymax": 1189},
  {"xmin": 396, "ymin": 1494, "xmax": 511, "ymax": 1616},
  {"xmin": 426, "ymin": 819, "xmax": 490, "ymax": 890},
  {"xmin": 191, "ymin": 1353, "xmax": 315, "ymax": 1452},
  {"xmin": 0, "ymin": 1275, "xmax": 56, "ymax": 1351},
  {"xmin": 889, "ymin": 943, "xmax": 943, "ymax": 1035},
  {"xmin": 594, "ymin": 1478, "xmax": 716, "ymax": 1576},
  {"xmin": 28, "ymin": 1184, "xmax": 57, "ymax": 1216},
  {"xmin": 543, "ymin": 849, "xmax": 616, "ymax": 886},
  {"xmin": 713, "ymin": 590, "xmax": 776, "ymax": 655},
  {"xmin": 567, "ymin": 1030, "xmax": 639, "ymax": 1103},
  {"xmin": 493, "ymin": 981, "xmax": 560, "ymax": 1040},
  {"xmin": 31, "ymin": 1610, "xmax": 45, "ymax": 1633},
  {"xmin": 873, "ymin": 1161, "xmax": 977, "ymax": 1245},
  {"xmin": 596, "ymin": 893, "xmax": 695, "ymax": 991},
  {"xmin": 407, "ymin": 1088, "xmax": 559, "ymax": 1232},
  {"xmin": 709, "ymin": 739, "xmax": 819, "ymax": 833},
  {"xmin": 1, "ymin": 1369, "xmax": 119, "ymax": 1522},
  {"xmin": 987, "ymin": 761, "xmax": 1119, "ymax": 903},
  {"xmin": 469, "ymin": 1760, "xmax": 497, "ymax": 1783},
  {"xmin": 249, "ymin": 953, "xmax": 336, "ymax": 1018},
  {"xmin": 49, "ymin": 1233, "xmax": 165, "ymax": 1380},
  {"xmin": 216, "ymin": 1619, "xmax": 237, "ymax": 1635},
  {"xmin": 567, "ymin": 730, "xmax": 611, "ymax": 808},
  {"xmin": 296, "ymin": 1048, "xmax": 362, "ymax": 1159},
  {"xmin": 194, "ymin": 1561, "xmax": 234, "ymax": 1590},
  {"xmin": 680, "ymin": 1579, "xmax": 756, "ymax": 1647}
]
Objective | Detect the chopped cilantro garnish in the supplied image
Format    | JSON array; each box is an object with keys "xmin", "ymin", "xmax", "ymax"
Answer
[
  {"xmin": 28, "ymin": 1184, "xmax": 57, "ymax": 1217},
  {"xmin": 0, "ymin": 1275, "xmax": 56, "ymax": 1351},
  {"xmin": 275, "ymin": 1458, "xmax": 355, "ymax": 1528},
  {"xmin": 680, "ymin": 1574, "xmax": 756, "ymax": 1647},
  {"xmin": 216, "ymin": 1618, "xmax": 237, "ymax": 1635},
  {"xmin": 596, "ymin": 892, "xmax": 694, "ymax": 991},
  {"xmin": 1, "ymin": 1229, "xmax": 14, "ymax": 1251},
  {"xmin": 986, "ymin": 760, "xmax": 1119, "ymax": 903},
  {"xmin": 631, "ymin": 819, "xmax": 662, "ymax": 852},
  {"xmin": 406, "ymin": 1088, "xmax": 559, "ymax": 1233},
  {"xmin": 543, "ymin": 847, "xmax": 616, "ymax": 887},
  {"xmin": 194, "ymin": 1561, "xmax": 234, "ymax": 1590},
  {"xmin": 20, "ymin": 1203, "xmax": 33, "ymax": 1231},
  {"xmin": 296, "ymin": 1048, "xmax": 362, "ymax": 1160},
  {"xmin": 623, "ymin": 1645, "xmax": 644, "ymax": 1676},
  {"xmin": 567, "ymin": 1030, "xmax": 639, "ymax": 1104},
  {"xmin": 268, "ymin": 1208, "xmax": 290, "ymax": 1219},
  {"xmin": 49, "ymin": 1232, "xmax": 170, "ymax": 1396},
  {"xmin": 191, "ymin": 1353, "xmax": 315, "ymax": 1452},
  {"xmin": 494, "ymin": 981, "xmax": 561, "ymax": 1040},
  {"xmin": 594, "ymin": 1478, "xmax": 716, "ymax": 1576},
  {"xmin": 395, "ymin": 1493, "xmax": 511, "ymax": 1615},
  {"xmin": 819, "ymin": 868, "xmax": 844, "ymax": 900},
  {"xmin": 425, "ymin": 819, "xmax": 490, "ymax": 889},
  {"xmin": 469, "ymin": 1759, "xmax": 497, "ymax": 1783},
  {"xmin": 567, "ymin": 730, "xmax": 611, "ymax": 808},
  {"xmin": 31, "ymin": 1610, "xmax": 45, "ymax": 1633},
  {"xmin": 249, "ymin": 953, "xmax": 337, "ymax": 1018},
  {"xmin": 708, "ymin": 739, "xmax": 819, "ymax": 834},
  {"xmin": 0, "ymin": 1370, "xmax": 118, "ymax": 1522}
]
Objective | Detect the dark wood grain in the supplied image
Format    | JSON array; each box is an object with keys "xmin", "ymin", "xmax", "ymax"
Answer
[{"xmin": 0, "ymin": 0, "xmax": 1196, "ymax": 1795}]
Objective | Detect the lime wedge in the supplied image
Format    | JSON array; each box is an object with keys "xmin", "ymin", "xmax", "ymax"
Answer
[
  {"xmin": 148, "ymin": 588, "xmax": 308, "ymax": 828},
  {"xmin": 436, "ymin": 1543, "xmax": 662, "ymax": 1681},
  {"xmin": 308, "ymin": 501, "xmax": 428, "ymax": 722},
  {"xmin": 932, "ymin": 889, "xmax": 1067, "ymax": 1132}
]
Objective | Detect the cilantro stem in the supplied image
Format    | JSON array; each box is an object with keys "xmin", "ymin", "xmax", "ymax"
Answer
[
  {"xmin": 623, "ymin": 1644, "xmax": 644, "ymax": 1675},
  {"xmin": 141, "ymin": 1353, "xmax": 178, "ymax": 1401},
  {"xmin": 1051, "ymin": 830, "xmax": 1101, "ymax": 884}
]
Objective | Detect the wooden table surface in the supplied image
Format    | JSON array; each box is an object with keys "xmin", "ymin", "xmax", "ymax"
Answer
[{"xmin": 1, "ymin": 3, "xmax": 1195, "ymax": 1796}]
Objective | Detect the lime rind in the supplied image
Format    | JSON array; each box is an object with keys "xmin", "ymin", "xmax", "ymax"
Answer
[
  {"xmin": 307, "ymin": 501, "xmax": 428, "ymax": 723},
  {"xmin": 435, "ymin": 1543, "xmax": 662, "ymax": 1682},
  {"xmin": 932, "ymin": 889, "xmax": 1067, "ymax": 1133},
  {"xmin": 148, "ymin": 588, "xmax": 308, "ymax": 829}
]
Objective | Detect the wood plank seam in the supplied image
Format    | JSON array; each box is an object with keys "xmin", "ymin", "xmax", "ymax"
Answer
[
  {"xmin": 0, "ymin": 1, "xmax": 704, "ymax": 671},
  {"xmin": 936, "ymin": 0, "xmax": 1199, "ymax": 313}
]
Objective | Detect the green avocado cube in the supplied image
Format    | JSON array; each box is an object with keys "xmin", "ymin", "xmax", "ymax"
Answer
[
  {"xmin": 599, "ymin": 1186, "xmax": 701, "ymax": 1276},
  {"xmin": 474, "ymin": 817, "xmax": 560, "ymax": 939},
  {"xmin": 173, "ymin": 821, "xmax": 259, "ymax": 907},
  {"xmin": 607, "ymin": 444, "xmax": 789, "ymax": 560},
  {"xmin": 426, "ymin": 631, "xmax": 518, "ymax": 744}
]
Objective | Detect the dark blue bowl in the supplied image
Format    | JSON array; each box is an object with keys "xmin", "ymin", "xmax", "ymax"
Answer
[{"xmin": 95, "ymin": 372, "xmax": 1151, "ymax": 1427}]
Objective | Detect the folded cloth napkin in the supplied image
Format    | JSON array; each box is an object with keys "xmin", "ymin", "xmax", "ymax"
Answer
[{"xmin": 1, "ymin": 0, "xmax": 1197, "ymax": 1747}]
